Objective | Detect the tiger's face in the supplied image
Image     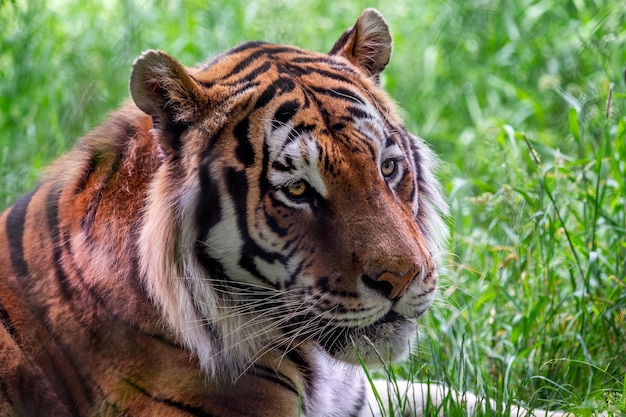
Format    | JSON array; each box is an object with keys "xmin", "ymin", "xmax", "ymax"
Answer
[
  {"xmin": 133, "ymin": 9, "xmax": 447, "ymax": 375},
  {"xmin": 202, "ymin": 69, "xmax": 441, "ymax": 364}
]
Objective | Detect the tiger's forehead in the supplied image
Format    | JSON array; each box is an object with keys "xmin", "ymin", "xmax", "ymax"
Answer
[
  {"xmin": 267, "ymin": 91, "xmax": 390, "ymax": 149},
  {"xmin": 195, "ymin": 41, "xmax": 406, "ymax": 186},
  {"xmin": 192, "ymin": 41, "xmax": 363, "ymax": 86},
  {"xmin": 192, "ymin": 40, "xmax": 398, "ymax": 140}
]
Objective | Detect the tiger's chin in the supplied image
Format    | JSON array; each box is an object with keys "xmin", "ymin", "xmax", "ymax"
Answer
[{"xmin": 320, "ymin": 312, "xmax": 417, "ymax": 366}]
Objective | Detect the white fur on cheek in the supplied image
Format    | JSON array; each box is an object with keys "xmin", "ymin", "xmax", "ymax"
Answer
[
  {"xmin": 138, "ymin": 170, "xmax": 223, "ymax": 374},
  {"xmin": 139, "ymin": 166, "xmax": 265, "ymax": 378}
]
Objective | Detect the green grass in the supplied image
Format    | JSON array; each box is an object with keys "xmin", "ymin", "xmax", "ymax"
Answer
[{"xmin": 1, "ymin": 0, "xmax": 625, "ymax": 415}]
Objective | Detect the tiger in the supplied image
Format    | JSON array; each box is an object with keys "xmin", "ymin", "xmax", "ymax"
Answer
[{"xmin": 0, "ymin": 8, "xmax": 573, "ymax": 417}]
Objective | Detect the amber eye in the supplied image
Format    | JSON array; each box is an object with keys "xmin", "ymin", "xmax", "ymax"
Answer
[
  {"xmin": 286, "ymin": 180, "xmax": 308, "ymax": 199},
  {"xmin": 381, "ymin": 159, "xmax": 397, "ymax": 178}
]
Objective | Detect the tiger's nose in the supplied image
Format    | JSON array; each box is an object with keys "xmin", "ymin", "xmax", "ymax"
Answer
[{"xmin": 362, "ymin": 265, "xmax": 421, "ymax": 300}]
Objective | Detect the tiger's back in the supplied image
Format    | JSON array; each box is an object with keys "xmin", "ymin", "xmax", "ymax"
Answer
[
  {"xmin": 0, "ymin": 9, "xmax": 449, "ymax": 417},
  {"xmin": 0, "ymin": 108, "xmax": 176, "ymax": 415}
]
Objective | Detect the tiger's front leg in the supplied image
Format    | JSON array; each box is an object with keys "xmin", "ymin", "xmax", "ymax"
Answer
[
  {"xmin": 363, "ymin": 379, "xmax": 519, "ymax": 417},
  {"xmin": 363, "ymin": 379, "xmax": 441, "ymax": 417},
  {"xmin": 363, "ymin": 379, "xmax": 575, "ymax": 417}
]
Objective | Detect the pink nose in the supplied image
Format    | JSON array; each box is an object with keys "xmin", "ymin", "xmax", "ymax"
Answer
[{"xmin": 365, "ymin": 265, "xmax": 421, "ymax": 300}]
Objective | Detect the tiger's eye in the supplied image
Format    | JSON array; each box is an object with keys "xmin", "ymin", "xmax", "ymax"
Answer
[
  {"xmin": 286, "ymin": 181, "xmax": 307, "ymax": 198},
  {"xmin": 381, "ymin": 159, "xmax": 397, "ymax": 177}
]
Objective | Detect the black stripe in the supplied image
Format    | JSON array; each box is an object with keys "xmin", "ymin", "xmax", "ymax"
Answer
[
  {"xmin": 225, "ymin": 40, "xmax": 267, "ymax": 56},
  {"xmin": 259, "ymin": 122, "xmax": 292, "ymax": 240},
  {"xmin": 323, "ymin": 152, "xmax": 333, "ymax": 174},
  {"xmin": 272, "ymin": 100, "xmax": 301, "ymax": 127},
  {"xmin": 40, "ymin": 188, "xmax": 97, "ymax": 412},
  {"xmin": 288, "ymin": 56, "xmax": 330, "ymax": 64},
  {"xmin": 254, "ymin": 77, "xmax": 297, "ymax": 111},
  {"xmin": 385, "ymin": 135, "xmax": 397, "ymax": 148},
  {"xmin": 285, "ymin": 122, "xmax": 317, "ymax": 144},
  {"xmin": 223, "ymin": 167, "xmax": 250, "ymax": 239},
  {"xmin": 334, "ymin": 131, "xmax": 363, "ymax": 155},
  {"xmin": 354, "ymin": 130, "xmax": 378, "ymax": 157},
  {"xmin": 199, "ymin": 124, "xmax": 228, "ymax": 161},
  {"xmin": 5, "ymin": 187, "xmax": 37, "ymax": 278},
  {"xmin": 224, "ymin": 61, "xmax": 272, "ymax": 87},
  {"xmin": 73, "ymin": 156, "xmax": 97, "ymax": 195},
  {"xmin": 223, "ymin": 167, "xmax": 286, "ymax": 286},
  {"xmin": 284, "ymin": 348, "xmax": 315, "ymax": 400},
  {"xmin": 284, "ymin": 348, "xmax": 312, "ymax": 376},
  {"xmin": 0, "ymin": 299, "xmax": 16, "ymax": 339},
  {"xmin": 195, "ymin": 251, "xmax": 227, "ymax": 283},
  {"xmin": 331, "ymin": 122, "xmax": 345, "ymax": 131},
  {"xmin": 80, "ymin": 154, "xmax": 121, "ymax": 232},
  {"xmin": 45, "ymin": 187, "xmax": 74, "ymax": 301},
  {"xmin": 278, "ymin": 62, "xmax": 356, "ymax": 85},
  {"xmin": 196, "ymin": 161, "xmax": 222, "ymax": 240},
  {"xmin": 309, "ymin": 86, "xmax": 365, "ymax": 105},
  {"xmin": 391, "ymin": 128, "xmax": 419, "ymax": 205},
  {"xmin": 223, "ymin": 44, "xmax": 300, "ymax": 80},
  {"xmin": 233, "ymin": 118, "xmax": 255, "ymax": 166},
  {"xmin": 195, "ymin": 41, "xmax": 267, "ymax": 75},
  {"xmin": 284, "ymin": 255, "xmax": 306, "ymax": 288},
  {"xmin": 263, "ymin": 209, "xmax": 289, "ymax": 238},
  {"xmin": 271, "ymin": 161, "xmax": 291, "ymax": 172},
  {"xmin": 183, "ymin": 164, "xmax": 229, "ymax": 350},
  {"xmin": 271, "ymin": 122, "xmax": 318, "ymax": 169},
  {"xmin": 0, "ymin": 377, "xmax": 14, "ymax": 406},
  {"xmin": 124, "ymin": 379, "xmax": 217, "ymax": 417},
  {"xmin": 252, "ymin": 365, "xmax": 299, "ymax": 395},
  {"xmin": 410, "ymin": 138, "xmax": 424, "ymax": 184},
  {"xmin": 300, "ymin": 87, "xmax": 332, "ymax": 133},
  {"xmin": 346, "ymin": 105, "xmax": 371, "ymax": 120}
]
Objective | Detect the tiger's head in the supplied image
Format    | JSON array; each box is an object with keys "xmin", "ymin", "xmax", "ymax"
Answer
[{"xmin": 131, "ymin": 9, "xmax": 448, "ymax": 377}]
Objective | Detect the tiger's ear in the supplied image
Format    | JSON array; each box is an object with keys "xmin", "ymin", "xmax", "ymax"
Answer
[
  {"xmin": 130, "ymin": 50, "xmax": 206, "ymax": 150},
  {"xmin": 329, "ymin": 8, "xmax": 392, "ymax": 82}
]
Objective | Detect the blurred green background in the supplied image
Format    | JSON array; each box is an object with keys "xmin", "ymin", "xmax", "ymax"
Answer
[{"xmin": 1, "ymin": 0, "xmax": 625, "ymax": 414}]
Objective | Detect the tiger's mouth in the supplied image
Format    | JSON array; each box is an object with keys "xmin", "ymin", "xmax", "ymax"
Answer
[
  {"xmin": 334, "ymin": 310, "xmax": 411, "ymax": 337},
  {"xmin": 373, "ymin": 311, "xmax": 405, "ymax": 325},
  {"xmin": 315, "ymin": 310, "xmax": 416, "ymax": 363}
]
